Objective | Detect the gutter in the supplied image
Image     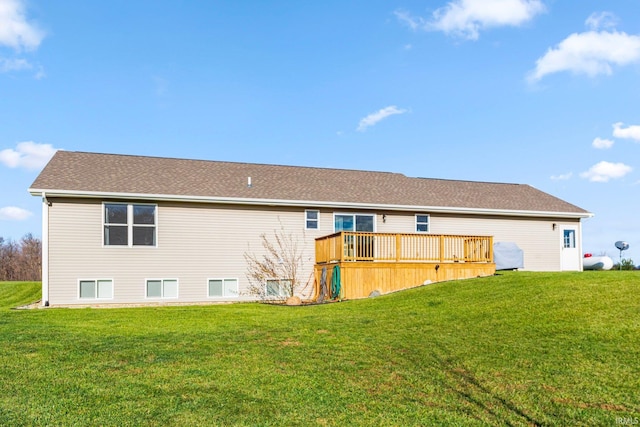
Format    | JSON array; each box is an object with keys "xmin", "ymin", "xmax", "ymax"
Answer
[{"xmin": 28, "ymin": 188, "xmax": 594, "ymax": 220}]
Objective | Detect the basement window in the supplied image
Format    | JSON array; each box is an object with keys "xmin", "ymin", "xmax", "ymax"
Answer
[
  {"xmin": 208, "ymin": 278, "xmax": 239, "ymax": 298},
  {"xmin": 79, "ymin": 279, "xmax": 113, "ymax": 299},
  {"xmin": 146, "ymin": 279, "xmax": 178, "ymax": 299},
  {"xmin": 266, "ymin": 279, "xmax": 292, "ymax": 298}
]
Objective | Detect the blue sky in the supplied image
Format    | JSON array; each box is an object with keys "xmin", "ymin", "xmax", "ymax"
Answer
[{"xmin": 1, "ymin": 0, "xmax": 639, "ymax": 262}]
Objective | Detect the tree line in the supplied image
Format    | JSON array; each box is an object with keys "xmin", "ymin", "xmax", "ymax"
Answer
[
  {"xmin": 0, "ymin": 234, "xmax": 42, "ymax": 281},
  {"xmin": 614, "ymin": 258, "xmax": 638, "ymax": 271}
]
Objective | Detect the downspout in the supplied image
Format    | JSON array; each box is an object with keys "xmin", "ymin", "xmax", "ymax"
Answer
[{"xmin": 41, "ymin": 192, "xmax": 49, "ymax": 306}]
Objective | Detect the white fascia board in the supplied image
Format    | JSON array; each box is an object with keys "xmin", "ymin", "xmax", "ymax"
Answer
[{"xmin": 28, "ymin": 188, "xmax": 594, "ymax": 219}]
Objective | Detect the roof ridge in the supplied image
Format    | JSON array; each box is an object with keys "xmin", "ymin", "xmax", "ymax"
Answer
[
  {"xmin": 414, "ymin": 176, "xmax": 523, "ymax": 186},
  {"xmin": 62, "ymin": 150, "xmax": 408, "ymax": 177}
]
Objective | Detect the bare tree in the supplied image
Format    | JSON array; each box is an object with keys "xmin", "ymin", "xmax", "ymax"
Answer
[
  {"xmin": 243, "ymin": 227, "xmax": 313, "ymax": 301},
  {"xmin": 20, "ymin": 233, "xmax": 42, "ymax": 281},
  {"xmin": 0, "ymin": 238, "xmax": 20, "ymax": 281},
  {"xmin": 0, "ymin": 234, "xmax": 42, "ymax": 281}
]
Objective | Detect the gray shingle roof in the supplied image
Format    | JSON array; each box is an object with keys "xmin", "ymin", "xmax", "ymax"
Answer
[{"xmin": 30, "ymin": 151, "xmax": 590, "ymax": 216}]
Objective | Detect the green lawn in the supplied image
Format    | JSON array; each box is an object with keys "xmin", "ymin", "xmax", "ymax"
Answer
[{"xmin": 0, "ymin": 272, "xmax": 638, "ymax": 426}]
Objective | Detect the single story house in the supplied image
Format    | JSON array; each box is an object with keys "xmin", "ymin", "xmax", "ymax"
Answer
[{"xmin": 29, "ymin": 151, "xmax": 592, "ymax": 306}]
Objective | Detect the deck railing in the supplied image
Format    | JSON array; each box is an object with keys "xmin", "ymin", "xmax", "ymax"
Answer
[{"xmin": 315, "ymin": 232, "xmax": 493, "ymax": 264}]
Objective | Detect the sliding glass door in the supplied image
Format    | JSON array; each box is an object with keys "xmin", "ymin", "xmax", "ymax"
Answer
[
  {"xmin": 334, "ymin": 214, "xmax": 375, "ymax": 260},
  {"xmin": 334, "ymin": 214, "xmax": 374, "ymax": 232}
]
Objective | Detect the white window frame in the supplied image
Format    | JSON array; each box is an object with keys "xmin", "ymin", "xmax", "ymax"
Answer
[
  {"xmin": 563, "ymin": 229, "xmax": 576, "ymax": 248},
  {"xmin": 332, "ymin": 213, "xmax": 376, "ymax": 233},
  {"xmin": 103, "ymin": 202, "xmax": 158, "ymax": 248},
  {"xmin": 145, "ymin": 278, "xmax": 179, "ymax": 299},
  {"xmin": 265, "ymin": 279, "xmax": 292, "ymax": 298},
  {"xmin": 415, "ymin": 214, "xmax": 430, "ymax": 233},
  {"xmin": 305, "ymin": 209, "xmax": 319, "ymax": 230},
  {"xmin": 207, "ymin": 278, "xmax": 239, "ymax": 298},
  {"xmin": 78, "ymin": 279, "xmax": 114, "ymax": 300}
]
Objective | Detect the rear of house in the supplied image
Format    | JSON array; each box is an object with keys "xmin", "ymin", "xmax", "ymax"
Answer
[{"xmin": 29, "ymin": 151, "xmax": 592, "ymax": 307}]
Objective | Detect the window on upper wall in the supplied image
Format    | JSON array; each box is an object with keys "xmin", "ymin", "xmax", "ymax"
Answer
[
  {"xmin": 79, "ymin": 279, "xmax": 113, "ymax": 299},
  {"xmin": 416, "ymin": 214, "xmax": 430, "ymax": 232},
  {"xmin": 104, "ymin": 203, "xmax": 156, "ymax": 247},
  {"xmin": 208, "ymin": 278, "xmax": 239, "ymax": 298},
  {"xmin": 305, "ymin": 210, "xmax": 319, "ymax": 230},
  {"xmin": 146, "ymin": 279, "xmax": 178, "ymax": 299},
  {"xmin": 133, "ymin": 205, "xmax": 156, "ymax": 245},
  {"xmin": 266, "ymin": 279, "xmax": 292, "ymax": 298},
  {"xmin": 104, "ymin": 204, "xmax": 128, "ymax": 245}
]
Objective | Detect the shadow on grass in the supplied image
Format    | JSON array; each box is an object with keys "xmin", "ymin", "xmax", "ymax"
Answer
[{"xmin": 431, "ymin": 342, "xmax": 543, "ymax": 426}]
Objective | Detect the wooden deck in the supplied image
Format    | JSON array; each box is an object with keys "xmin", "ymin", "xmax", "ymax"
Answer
[{"xmin": 314, "ymin": 232, "xmax": 495, "ymax": 300}]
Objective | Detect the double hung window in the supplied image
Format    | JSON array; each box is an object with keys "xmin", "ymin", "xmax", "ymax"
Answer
[
  {"xmin": 104, "ymin": 203, "xmax": 156, "ymax": 247},
  {"xmin": 305, "ymin": 210, "xmax": 319, "ymax": 230},
  {"xmin": 416, "ymin": 214, "xmax": 430, "ymax": 232}
]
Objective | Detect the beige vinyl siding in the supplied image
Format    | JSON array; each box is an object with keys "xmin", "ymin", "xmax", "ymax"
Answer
[
  {"xmin": 375, "ymin": 212, "xmax": 421, "ymax": 234},
  {"xmin": 46, "ymin": 198, "xmax": 580, "ymax": 305},
  {"xmin": 351, "ymin": 211, "xmax": 576, "ymax": 271},
  {"xmin": 430, "ymin": 213, "xmax": 580, "ymax": 271},
  {"xmin": 48, "ymin": 199, "xmax": 327, "ymax": 305}
]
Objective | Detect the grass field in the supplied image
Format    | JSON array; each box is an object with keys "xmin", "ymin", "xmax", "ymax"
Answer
[{"xmin": 0, "ymin": 272, "xmax": 638, "ymax": 426}]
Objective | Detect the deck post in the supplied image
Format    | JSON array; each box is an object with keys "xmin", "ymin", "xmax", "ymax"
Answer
[
  {"xmin": 395, "ymin": 234, "xmax": 401, "ymax": 262},
  {"xmin": 489, "ymin": 236, "xmax": 494, "ymax": 262},
  {"xmin": 340, "ymin": 231, "xmax": 345, "ymax": 263},
  {"xmin": 439, "ymin": 235, "xmax": 444, "ymax": 263}
]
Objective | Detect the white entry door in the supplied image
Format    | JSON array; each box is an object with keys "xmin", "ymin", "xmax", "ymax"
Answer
[{"xmin": 561, "ymin": 227, "xmax": 580, "ymax": 271}]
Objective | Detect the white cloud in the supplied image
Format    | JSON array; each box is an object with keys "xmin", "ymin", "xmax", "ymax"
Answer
[
  {"xmin": 0, "ymin": 206, "xmax": 32, "ymax": 221},
  {"xmin": 592, "ymin": 137, "xmax": 614, "ymax": 149},
  {"xmin": 0, "ymin": 141, "xmax": 58, "ymax": 170},
  {"xmin": 550, "ymin": 172, "xmax": 572, "ymax": 181},
  {"xmin": 357, "ymin": 106, "xmax": 407, "ymax": 132},
  {"xmin": 396, "ymin": 0, "xmax": 545, "ymax": 40},
  {"xmin": 529, "ymin": 30, "xmax": 640, "ymax": 82},
  {"xmin": 585, "ymin": 12, "xmax": 618, "ymax": 31},
  {"xmin": 395, "ymin": 10, "xmax": 424, "ymax": 32},
  {"xmin": 580, "ymin": 161, "xmax": 632, "ymax": 182},
  {"xmin": 0, "ymin": 0, "xmax": 45, "ymax": 51},
  {"xmin": 0, "ymin": 56, "xmax": 30, "ymax": 72},
  {"xmin": 0, "ymin": 56, "xmax": 44, "ymax": 78},
  {"xmin": 613, "ymin": 122, "xmax": 640, "ymax": 142}
]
